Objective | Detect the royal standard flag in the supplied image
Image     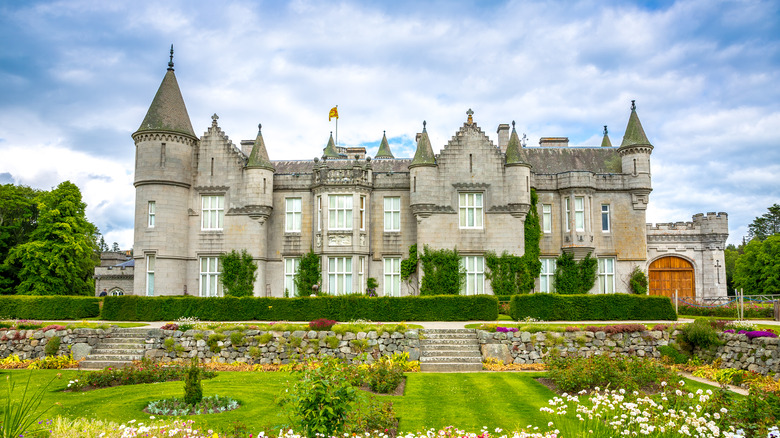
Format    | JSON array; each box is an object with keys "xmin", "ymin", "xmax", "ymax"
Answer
[{"xmin": 329, "ymin": 106, "xmax": 338, "ymax": 121}]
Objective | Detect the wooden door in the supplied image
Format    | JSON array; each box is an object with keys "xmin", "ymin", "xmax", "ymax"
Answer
[{"xmin": 649, "ymin": 256, "xmax": 695, "ymax": 298}]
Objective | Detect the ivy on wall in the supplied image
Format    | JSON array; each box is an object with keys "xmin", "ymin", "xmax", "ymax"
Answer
[
  {"xmin": 400, "ymin": 244, "xmax": 418, "ymax": 295},
  {"xmin": 219, "ymin": 249, "xmax": 257, "ymax": 297},
  {"xmin": 419, "ymin": 245, "xmax": 464, "ymax": 295},
  {"xmin": 629, "ymin": 267, "xmax": 648, "ymax": 295},
  {"xmin": 553, "ymin": 252, "xmax": 598, "ymax": 294},
  {"xmin": 294, "ymin": 249, "xmax": 321, "ymax": 297}
]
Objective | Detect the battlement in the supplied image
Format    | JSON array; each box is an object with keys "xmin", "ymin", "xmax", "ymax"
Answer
[{"xmin": 647, "ymin": 212, "xmax": 728, "ymax": 234}]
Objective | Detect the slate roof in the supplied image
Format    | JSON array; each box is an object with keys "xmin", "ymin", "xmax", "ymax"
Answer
[
  {"xmin": 375, "ymin": 132, "xmax": 394, "ymax": 159},
  {"xmin": 524, "ymin": 147, "xmax": 622, "ymax": 174},
  {"xmin": 136, "ymin": 70, "xmax": 196, "ymax": 137},
  {"xmin": 272, "ymin": 158, "xmax": 412, "ymax": 175},
  {"xmin": 247, "ymin": 125, "xmax": 274, "ymax": 170}
]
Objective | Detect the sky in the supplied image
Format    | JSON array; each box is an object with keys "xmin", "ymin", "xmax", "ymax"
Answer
[{"xmin": 0, "ymin": 0, "xmax": 778, "ymax": 249}]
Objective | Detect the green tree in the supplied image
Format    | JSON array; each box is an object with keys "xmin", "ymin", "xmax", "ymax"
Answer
[
  {"xmin": 0, "ymin": 184, "xmax": 39, "ymax": 295},
  {"xmin": 6, "ymin": 181, "xmax": 98, "ymax": 295},
  {"xmin": 219, "ymin": 249, "xmax": 257, "ymax": 297},
  {"xmin": 724, "ymin": 243, "xmax": 742, "ymax": 295},
  {"xmin": 747, "ymin": 204, "xmax": 780, "ymax": 242},
  {"xmin": 734, "ymin": 235, "xmax": 780, "ymax": 295},
  {"xmin": 294, "ymin": 249, "xmax": 321, "ymax": 296},
  {"xmin": 97, "ymin": 236, "xmax": 108, "ymax": 252},
  {"xmin": 419, "ymin": 245, "xmax": 463, "ymax": 295},
  {"xmin": 553, "ymin": 252, "xmax": 598, "ymax": 294}
]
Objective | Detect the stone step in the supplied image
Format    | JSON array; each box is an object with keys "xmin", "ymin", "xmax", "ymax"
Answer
[
  {"xmin": 421, "ymin": 350, "xmax": 482, "ymax": 357},
  {"xmin": 91, "ymin": 347, "xmax": 145, "ymax": 355},
  {"xmin": 420, "ymin": 329, "xmax": 477, "ymax": 334},
  {"xmin": 79, "ymin": 360, "xmax": 136, "ymax": 370},
  {"xmin": 87, "ymin": 354, "xmax": 144, "ymax": 361},
  {"xmin": 420, "ymin": 339, "xmax": 479, "ymax": 346},
  {"xmin": 418, "ymin": 344, "xmax": 478, "ymax": 351},
  {"xmin": 94, "ymin": 341, "xmax": 145, "ymax": 348},
  {"xmin": 420, "ymin": 356, "xmax": 482, "ymax": 363},
  {"xmin": 420, "ymin": 362, "xmax": 484, "ymax": 372},
  {"xmin": 421, "ymin": 333, "xmax": 477, "ymax": 340}
]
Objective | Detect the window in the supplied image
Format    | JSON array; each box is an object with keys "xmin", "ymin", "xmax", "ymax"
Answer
[
  {"xmin": 146, "ymin": 255, "xmax": 155, "ymax": 296},
  {"xmin": 148, "ymin": 201, "xmax": 156, "ymax": 228},
  {"xmin": 384, "ymin": 197, "xmax": 401, "ymax": 232},
  {"xmin": 575, "ymin": 196, "xmax": 585, "ymax": 232},
  {"xmin": 200, "ymin": 256, "xmax": 222, "ymax": 297},
  {"xmin": 565, "ymin": 198, "xmax": 571, "ymax": 232},
  {"xmin": 358, "ymin": 256, "xmax": 365, "ymax": 292},
  {"xmin": 359, "ymin": 196, "xmax": 366, "ymax": 230},
  {"xmin": 284, "ymin": 257, "xmax": 300, "ymax": 297},
  {"xmin": 539, "ymin": 258, "xmax": 556, "ymax": 293},
  {"xmin": 201, "ymin": 195, "xmax": 224, "ymax": 230},
  {"xmin": 461, "ymin": 256, "xmax": 485, "ymax": 295},
  {"xmin": 328, "ymin": 195, "xmax": 353, "ymax": 230},
  {"xmin": 328, "ymin": 257, "xmax": 352, "ymax": 295},
  {"xmin": 285, "ymin": 198, "xmax": 302, "ymax": 232},
  {"xmin": 601, "ymin": 204, "xmax": 611, "ymax": 232},
  {"xmin": 459, "ymin": 193, "xmax": 483, "ymax": 229},
  {"xmin": 317, "ymin": 196, "xmax": 322, "ymax": 231},
  {"xmin": 109, "ymin": 289, "xmax": 124, "ymax": 296},
  {"xmin": 384, "ymin": 257, "xmax": 401, "ymax": 297},
  {"xmin": 598, "ymin": 258, "xmax": 615, "ymax": 294},
  {"xmin": 542, "ymin": 204, "xmax": 551, "ymax": 233}
]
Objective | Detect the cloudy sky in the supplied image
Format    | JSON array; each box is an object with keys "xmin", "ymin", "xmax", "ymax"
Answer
[{"xmin": 1, "ymin": 0, "xmax": 778, "ymax": 249}]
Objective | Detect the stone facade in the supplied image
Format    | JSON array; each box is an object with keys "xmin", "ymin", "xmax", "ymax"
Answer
[
  {"xmin": 94, "ymin": 251, "xmax": 134, "ymax": 296},
  {"xmin": 128, "ymin": 60, "xmax": 728, "ymax": 299}
]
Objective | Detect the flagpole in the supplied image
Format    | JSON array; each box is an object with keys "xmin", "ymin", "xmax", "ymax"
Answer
[{"xmin": 335, "ymin": 105, "xmax": 338, "ymax": 146}]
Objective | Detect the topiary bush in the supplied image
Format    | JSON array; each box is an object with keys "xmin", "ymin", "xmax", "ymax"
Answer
[
  {"xmin": 0, "ymin": 296, "xmax": 100, "ymax": 319},
  {"xmin": 509, "ymin": 293, "xmax": 677, "ymax": 321},
  {"xmin": 183, "ymin": 357, "xmax": 203, "ymax": 406}
]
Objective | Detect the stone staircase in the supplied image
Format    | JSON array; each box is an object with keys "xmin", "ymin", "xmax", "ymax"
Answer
[
  {"xmin": 79, "ymin": 328, "xmax": 147, "ymax": 370},
  {"xmin": 419, "ymin": 328, "xmax": 483, "ymax": 372}
]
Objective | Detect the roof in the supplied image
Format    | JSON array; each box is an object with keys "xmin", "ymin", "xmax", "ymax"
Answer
[
  {"xmin": 136, "ymin": 70, "xmax": 196, "ymax": 137},
  {"xmin": 410, "ymin": 124, "xmax": 436, "ymax": 167},
  {"xmin": 620, "ymin": 106, "xmax": 651, "ymax": 147},
  {"xmin": 375, "ymin": 132, "xmax": 394, "ymax": 159},
  {"xmin": 505, "ymin": 126, "xmax": 529, "ymax": 166},
  {"xmin": 524, "ymin": 147, "xmax": 622, "ymax": 174},
  {"xmin": 322, "ymin": 133, "xmax": 341, "ymax": 158},
  {"xmin": 272, "ymin": 158, "xmax": 412, "ymax": 175},
  {"xmin": 247, "ymin": 125, "xmax": 274, "ymax": 170}
]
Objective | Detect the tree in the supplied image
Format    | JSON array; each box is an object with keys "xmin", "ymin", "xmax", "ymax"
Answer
[
  {"xmin": 219, "ymin": 249, "xmax": 257, "ymax": 297},
  {"xmin": 747, "ymin": 204, "xmax": 780, "ymax": 242},
  {"xmin": 6, "ymin": 181, "xmax": 98, "ymax": 295},
  {"xmin": 733, "ymin": 235, "xmax": 780, "ymax": 295},
  {"xmin": 0, "ymin": 184, "xmax": 39, "ymax": 294},
  {"xmin": 553, "ymin": 252, "xmax": 598, "ymax": 294},
  {"xmin": 98, "ymin": 236, "xmax": 109, "ymax": 252},
  {"xmin": 111, "ymin": 242, "xmax": 121, "ymax": 252},
  {"xmin": 724, "ymin": 243, "xmax": 742, "ymax": 295},
  {"xmin": 294, "ymin": 249, "xmax": 321, "ymax": 296}
]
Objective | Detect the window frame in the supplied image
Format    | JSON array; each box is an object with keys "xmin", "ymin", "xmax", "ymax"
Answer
[
  {"xmin": 601, "ymin": 204, "xmax": 611, "ymax": 233},
  {"xmin": 145, "ymin": 254, "xmax": 155, "ymax": 296},
  {"xmin": 384, "ymin": 196, "xmax": 401, "ymax": 232},
  {"xmin": 148, "ymin": 201, "xmax": 156, "ymax": 228},
  {"xmin": 328, "ymin": 194, "xmax": 353, "ymax": 231},
  {"xmin": 199, "ymin": 256, "xmax": 222, "ymax": 297},
  {"xmin": 328, "ymin": 256, "xmax": 353, "ymax": 295},
  {"xmin": 539, "ymin": 258, "xmax": 556, "ymax": 293},
  {"xmin": 598, "ymin": 257, "xmax": 615, "ymax": 294},
  {"xmin": 542, "ymin": 204, "xmax": 552, "ymax": 234},
  {"xmin": 564, "ymin": 198, "xmax": 571, "ymax": 232},
  {"xmin": 317, "ymin": 196, "xmax": 322, "ymax": 232},
  {"xmin": 284, "ymin": 257, "xmax": 300, "ymax": 297},
  {"xmin": 359, "ymin": 196, "xmax": 366, "ymax": 231},
  {"xmin": 285, "ymin": 197, "xmax": 302, "ymax": 233},
  {"xmin": 575, "ymin": 196, "xmax": 585, "ymax": 232},
  {"xmin": 458, "ymin": 192, "xmax": 484, "ymax": 229},
  {"xmin": 384, "ymin": 257, "xmax": 401, "ymax": 297},
  {"xmin": 460, "ymin": 255, "xmax": 485, "ymax": 295},
  {"xmin": 201, "ymin": 195, "xmax": 225, "ymax": 231}
]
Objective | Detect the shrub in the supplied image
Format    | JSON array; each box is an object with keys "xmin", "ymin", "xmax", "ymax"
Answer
[
  {"xmin": 678, "ymin": 318, "xmax": 723, "ymax": 353},
  {"xmin": 658, "ymin": 344, "xmax": 690, "ymax": 364},
  {"xmin": 229, "ymin": 331, "xmax": 245, "ymax": 346},
  {"xmin": 584, "ymin": 324, "xmax": 647, "ymax": 334},
  {"xmin": 309, "ymin": 318, "xmax": 337, "ymax": 331},
  {"xmin": 43, "ymin": 336, "xmax": 60, "ymax": 356},
  {"xmin": 349, "ymin": 339, "xmax": 369, "ymax": 352},
  {"xmin": 160, "ymin": 323, "xmax": 178, "ymax": 331},
  {"xmin": 183, "ymin": 358, "xmax": 203, "ymax": 405},
  {"xmin": 41, "ymin": 324, "xmax": 65, "ymax": 332},
  {"xmin": 628, "ymin": 267, "xmax": 648, "ymax": 294},
  {"xmin": 163, "ymin": 337, "xmax": 176, "ymax": 352},
  {"xmin": 545, "ymin": 354, "xmax": 680, "ymax": 393},
  {"xmin": 0, "ymin": 296, "xmax": 100, "ymax": 319},
  {"xmin": 367, "ymin": 356, "xmax": 404, "ymax": 394},
  {"xmin": 345, "ymin": 393, "xmax": 398, "ymax": 435},
  {"xmin": 510, "ymin": 294, "xmax": 677, "ymax": 321},
  {"xmin": 207, "ymin": 333, "xmax": 226, "ymax": 353},
  {"xmin": 257, "ymin": 333, "xmax": 273, "ymax": 344},
  {"xmin": 294, "ymin": 249, "xmax": 321, "ymax": 296},
  {"xmin": 553, "ymin": 252, "xmax": 597, "ymax": 295},
  {"xmin": 325, "ymin": 336, "xmax": 340, "ymax": 349},
  {"xmin": 65, "ymin": 358, "xmax": 217, "ymax": 391}
]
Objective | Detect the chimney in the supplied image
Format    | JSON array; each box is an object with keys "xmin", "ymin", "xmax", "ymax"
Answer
[
  {"xmin": 539, "ymin": 137, "xmax": 569, "ymax": 147},
  {"xmin": 497, "ymin": 124, "xmax": 510, "ymax": 153},
  {"xmin": 240, "ymin": 140, "xmax": 254, "ymax": 156}
]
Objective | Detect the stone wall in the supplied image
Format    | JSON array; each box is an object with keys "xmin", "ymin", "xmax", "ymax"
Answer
[{"xmin": 0, "ymin": 328, "xmax": 110, "ymax": 360}]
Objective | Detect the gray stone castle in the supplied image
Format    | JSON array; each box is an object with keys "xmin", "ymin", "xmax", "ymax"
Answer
[{"xmin": 120, "ymin": 56, "xmax": 728, "ymax": 300}]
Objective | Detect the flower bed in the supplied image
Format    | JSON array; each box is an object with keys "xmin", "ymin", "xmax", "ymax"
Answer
[{"xmin": 65, "ymin": 359, "xmax": 218, "ymax": 391}]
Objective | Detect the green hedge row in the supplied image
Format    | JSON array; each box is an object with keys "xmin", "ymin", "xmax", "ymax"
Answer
[
  {"xmin": 101, "ymin": 295, "xmax": 499, "ymax": 321},
  {"xmin": 677, "ymin": 303, "xmax": 773, "ymax": 319},
  {"xmin": 0, "ymin": 296, "xmax": 101, "ymax": 319},
  {"xmin": 509, "ymin": 293, "xmax": 677, "ymax": 321}
]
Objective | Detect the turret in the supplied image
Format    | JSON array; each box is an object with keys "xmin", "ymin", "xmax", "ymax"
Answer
[
  {"xmin": 618, "ymin": 101, "xmax": 653, "ymax": 206},
  {"xmin": 322, "ymin": 132, "xmax": 341, "ymax": 159},
  {"xmin": 600, "ymin": 125, "xmax": 612, "ymax": 147},
  {"xmin": 504, "ymin": 121, "xmax": 532, "ymax": 206},
  {"xmin": 375, "ymin": 131, "xmax": 394, "ymax": 159},
  {"xmin": 408, "ymin": 121, "xmax": 438, "ymax": 208},
  {"xmin": 244, "ymin": 124, "xmax": 275, "ymax": 217}
]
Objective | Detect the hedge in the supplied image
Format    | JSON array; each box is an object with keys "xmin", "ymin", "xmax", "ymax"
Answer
[
  {"xmin": 677, "ymin": 303, "xmax": 773, "ymax": 319},
  {"xmin": 101, "ymin": 295, "xmax": 499, "ymax": 321},
  {"xmin": 509, "ymin": 293, "xmax": 677, "ymax": 321},
  {"xmin": 0, "ymin": 296, "xmax": 101, "ymax": 319}
]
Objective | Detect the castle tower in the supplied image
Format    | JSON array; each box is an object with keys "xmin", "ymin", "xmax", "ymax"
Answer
[
  {"xmin": 408, "ymin": 121, "xmax": 438, "ymax": 210},
  {"xmin": 132, "ymin": 47, "xmax": 197, "ymax": 296},
  {"xmin": 374, "ymin": 131, "xmax": 394, "ymax": 159},
  {"xmin": 504, "ymin": 121, "xmax": 532, "ymax": 208},
  {"xmin": 600, "ymin": 125, "xmax": 612, "ymax": 147},
  {"xmin": 618, "ymin": 100, "xmax": 653, "ymax": 209},
  {"xmin": 244, "ymin": 124, "xmax": 275, "ymax": 295}
]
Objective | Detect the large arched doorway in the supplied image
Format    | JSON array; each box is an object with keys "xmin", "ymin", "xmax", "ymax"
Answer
[{"xmin": 649, "ymin": 256, "xmax": 695, "ymax": 298}]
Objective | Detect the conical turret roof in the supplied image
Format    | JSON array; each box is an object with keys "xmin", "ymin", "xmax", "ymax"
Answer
[
  {"xmin": 375, "ymin": 131, "xmax": 394, "ymax": 159},
  {"xmin": 620, "ymin": 102, "xmax": 651, "ymax": 147},
  {"xmin": 322, "ymin": 132, "xmax": 341, "ymax": 158},
  {"xmin": 410, "ymin": 122, "xmax": 436, "ymax": 167},
  {"xmin": 601, "ymin": 125, "xmax": 612, "ymax": 147},
  {"xmin": 505, "ymin": 122, "xmax": 530, "ymax": 166},
  {"xmin": 136, "ymin": 68, "xmax": 195, "ymax": 138},
  {"xmin": 247, "ymin": 124, "xmax": 274, "ymax": 170}
]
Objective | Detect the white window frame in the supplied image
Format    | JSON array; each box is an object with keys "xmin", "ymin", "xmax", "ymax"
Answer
[
  {"xmin": 601, "ymin": 204, "xmax": 611, "ymax": 233},
  {"xmin": 564, "ymin": 198, "xmax": 571, "ymax": 232},
  {"xmin": 109, "ymin": 288, "xmax": 124, "ymax": 296},
  {"xmin": 539, "ymin": 258, "xmax": 556, "ymax": 293},
  {"xmin": 284, "ymin": 257, "xmax": 300, "ymax": 297},
  {"xmin": 358, "ymin": 256, "xmax": 365, "ymax": 292},
  {"xmin": 384, "ymin": 257, "xmax": 401, "ymax": 297},
  {"xmin": 148, "ymin": 201, "xmax": 156, "ymax": 228},
  {"xmin": 359, "ymin": 196, "xmax": 366, "ymax": 231},
  {"xmin": 328, "ymin": 256, "xmax": 353, "ymax": 295},
  {"xmin": 285, "ymin": 198, "xmax": 302, "ymax": 233},
  {"xmin": 200, "ymin": 256, "xmax": 222, "ymax": 297},
  {"xmin": 458, "ymin": 192, "xmax": 484, "ymax": 229},
  {"xmin": 598, "ymin": 257, "xmax": 615, "ymax": 294},
  {"xmin": 575, "ymin": 196, "xmax": 585, "ymax": 232},
  {"xmin": 460, "ymin": 255, "xmax": 485, "ymax": 295},
  {"xmin": 145, "ymin": 254, "xmax": 155, "ymax": 296},
  {"xmin": 542, "ymin": 204, "xmax": 551, "ymax": 234},
  {"xmin": 328, "ymin": 195, "xmax": 353, "ymax": 231},
  {"xmin": 384, "ymin": 196, "xmax": 401, "ymax": 232},
  {"xmin": 317, "ymin": 196, "xmax": 322, "ymax": 232},
  {"xmin": 201, "ymin": 195, "xmax": 224, "ymax": 230}
]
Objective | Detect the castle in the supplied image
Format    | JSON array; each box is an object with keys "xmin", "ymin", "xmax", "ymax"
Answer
[{"xmin": 104, "ymin": 54, "xmax": 729, "ymax": 300}]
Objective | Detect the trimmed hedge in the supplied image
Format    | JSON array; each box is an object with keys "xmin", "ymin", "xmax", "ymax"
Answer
[
  {"xmin": 509, "ymin": 293, "xmax": 677, "ymax": 321},
  {"xmin": 0, "ymin": 296, "xmax": 101, "ymax": 319},
  {"xmin": 101, "ymin": 295, "xmax": 499, "ymax": 321},
  {"xmin": 677, "ymin": 303, "xmax": 773, "ymax": 319}
]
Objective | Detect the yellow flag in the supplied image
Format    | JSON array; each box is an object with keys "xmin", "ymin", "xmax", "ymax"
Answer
[{"xmin": 329, "ymin": 106, "xmax": 338, "ymax": 121}]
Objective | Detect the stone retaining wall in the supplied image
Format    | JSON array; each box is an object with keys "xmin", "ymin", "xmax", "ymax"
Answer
[{"xmin": 0, "ymin": 328, "xmax": 110, "ymax": 360}]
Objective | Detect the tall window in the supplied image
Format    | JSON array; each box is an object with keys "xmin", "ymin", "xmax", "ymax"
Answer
[
  {"xmin": 358, "ymin": 256, "xmax": 365, "ymax": 291},
  {"xmin": 285, "ymin": 198, "xmax": 302, "ymax": 232},
  {"xmin": 359, "ymin": 196, "xmax": 366, "ymax": 230},
  {"xmin": 565, "ymin": 198, "xmax": 571, "ymax": 232},
  {"xmin": 145, "ymin": 254, "xmax": 155, "ymax": 296},
  {"xmin": 317, "ymin": 196, "xmax": 322, "ymax": 231},
  {"xmin": 384, "ymin": 197, "xmax": 401, "ymax": 231},
  {"xmin": 539, "ymin": 258, "xmax": 556, "ymax": 293},
  {"xmin": 201, "ymin": 195, "xmax": 224, "ymax": 230},
  {"xmin": 601, "ymin": 204, "xmax": 611, "ymax": 232},
  {"xmin": 384, "ymin": 257, "xmax": 401, "ymax": 297},
  {"xmin": 598, "ymin": 258, "xmax": 615, "ymax": 294},
  {"xmin": 461, "ymin": 256, "xmax": 485, "ymax": 295},
  {"xmin": 575, "ymin": 196, "xmax": 585, "ymax": 232},
  {"xmin": 328, "ymin": 257, "xmax": 352, "ymax": 295},
  {"xmin": 542, "ymin": 204, "xmax": 551, "ymax": 233},
  {"xmin": 148, "ymin": 201, "xmax": 156, "ymax": 228},
  {"xmin": 284, "ymin": 257, "xmax": 300, "ymax": 297},
  {"xmin": 200, "ymin": 256, "xmax": 222, "ymax": 297},
  {"xmin": 328, "ymin": 195, "xmax": 353, "ymax": 230},
  {"xmin": 459, "ymin": 193, "xmax": 483, "ymax": 229}
]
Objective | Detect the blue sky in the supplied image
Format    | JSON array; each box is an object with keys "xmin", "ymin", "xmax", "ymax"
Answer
[{"xmin": 1, "ymin": 0, "xmax": 778, "ymax": 248}]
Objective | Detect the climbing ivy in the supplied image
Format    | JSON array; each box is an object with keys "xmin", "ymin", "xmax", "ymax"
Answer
[
  {"xmin": 294, "ymin": 249, "xmax": 321, "ymax": 297},
  {"xmin": 400, "ymin": 244, "xmax": 418, "ymax": 295},
  {"xmin": 553, "ymin": 252, "xmax": 598, "ymax": 294},
  {"xmin": 219, "ymin": 249, "xmax": 257, "ymax": 297},
  {"xmin": 629, "ymin": 267, "xmax": 648, "ymax": 295},
  {"xmin": 419, "ymin": 245, "xmax": 464, "ymax": 296}
]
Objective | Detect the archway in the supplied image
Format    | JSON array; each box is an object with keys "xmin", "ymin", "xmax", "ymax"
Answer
[{"xmin": 649, "ymin": 256, "xmax": 695, "ymax": 298}]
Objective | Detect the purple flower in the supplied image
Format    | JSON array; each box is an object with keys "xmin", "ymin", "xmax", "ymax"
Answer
[
  {"xmin": 723, "ymin": 329, "xmax": 735, "ymax": 333},
  {"xmin": 496, "ymin": 326, "xmax": 518, "ymax": 332},
  {"xmin": 744, "ymin": 330, "xmax": 779, "ymax": 340}
]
